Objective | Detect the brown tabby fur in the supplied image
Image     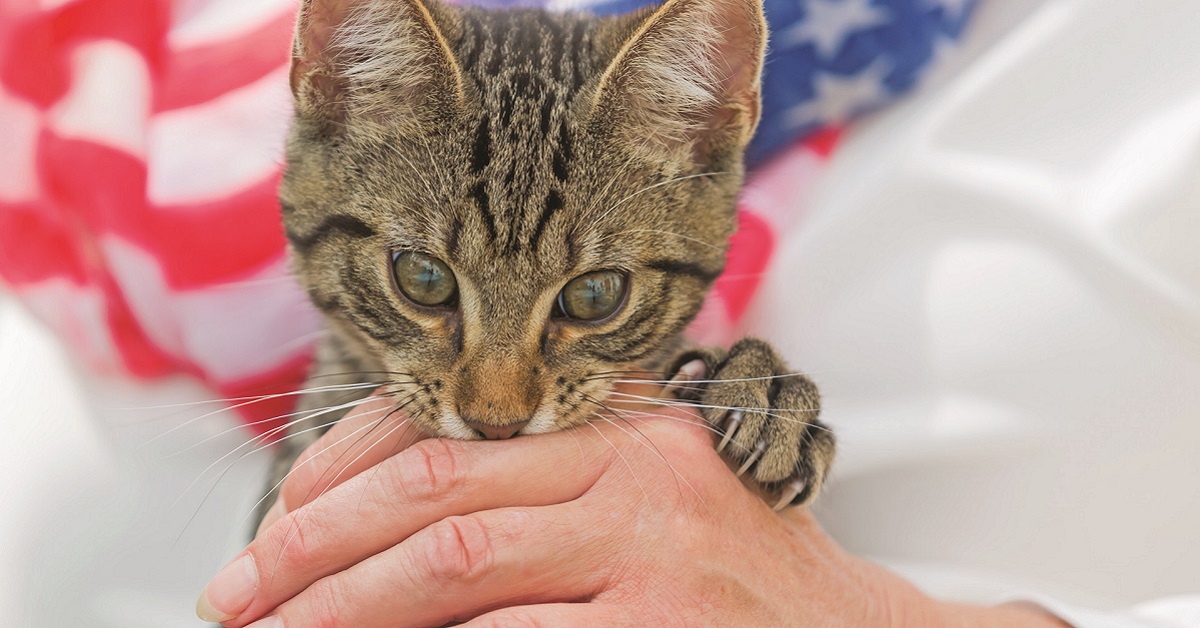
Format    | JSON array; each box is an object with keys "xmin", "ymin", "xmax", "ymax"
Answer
[{"xmin": 264, "ymin": 0, "xmax": 834, "ymax": 520}]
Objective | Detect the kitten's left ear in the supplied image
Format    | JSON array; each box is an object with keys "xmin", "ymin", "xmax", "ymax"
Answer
[
  {"xmin": 591, "ymin": 0, "xmax": 767, "ymax": 164},
  {"xmin": 291, "ymin": 0, "xmax": 466, "ymax": 132}
]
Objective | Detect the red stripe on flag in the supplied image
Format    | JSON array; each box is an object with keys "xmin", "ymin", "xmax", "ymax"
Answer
[
  {"xmin": 146, "ymin": 175, "xmax": 289, "ymax": 289},
  {"xmin": 716, "ymin": 211, "xmax": 775, "ymax": 324},
  {"xmin": 1, "ymin": 0, "xmax": 170, "ymax": 108},
  {"xmin": 155, "ymin": 10, "xmax": 295, "ymax": 112},
  {"xmin": 38, "ymin": 134, "xmax": 287, "ymax": 290},
  {"xmin": 805, "ymin": 125, "xmax": 842, "ymax": 158},
  {"xmin": 98, "ymin": 269, "xmax": 181, "ymax": 378},
  {"xmin": 0, "ymin": 200, "xmax": 91, "ymax": 286}
]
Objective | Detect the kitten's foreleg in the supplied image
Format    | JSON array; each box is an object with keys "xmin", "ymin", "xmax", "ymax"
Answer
[{"xmin": 666, "ymin": 338, "xmax": 834, "ymax": 510}]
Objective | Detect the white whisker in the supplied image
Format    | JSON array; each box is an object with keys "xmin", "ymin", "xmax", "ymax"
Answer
[
  {"xmin": 124, "ymin": 381, "xmax": 385, "ymax": 412},
  {"xmin": 584, "ymin": 418, "xmax": 650, "ymax": 504},
  {"xmin": 608, "ymin": 228, "xmax": 724, "ymax": 251},
  {"xmin": 608, "ymin": 372, "xmax": 817, "ymax": 386},
  {"xmin": 604, "ymin": 391, "xmax": 830, "ymax": 433},
  {"xmin": 205, "ymin": 275, "xmax": 301, "ymax": 290},
  {"xmin": 166, "ymin": 390, "xmax": 398, "ymax": 458},
  {"xmin": 385, "ymin": 142, "xmax": 441, "ymax": 214},
  {"xmin": 587, "ymin": 401, "xmax": 707, "ymax": 507},
  {"xmin": 354, "ymin": 415, "xmax": 423, "ymax": 513},
  {"xmin": 588, "ymin": 171, "xmax": 733, "ymax": 231},
  {"xmin": 130, "ymin": 381, "xmax": 389, "ymax": 443},
  {"xmin": 275, "ymin": 327, "xmax": 331, "ymax": 354},
  {"xmin": 174, "ymin": 400, "xmax": 405, "ymax": 545},
  {"xmin": 173, "ymin": 395, "xmax": 393, "ymax": 509},
  {"xmin": 245, "ymin": 409, "xmax": 411, "ymax": 526},
  {"xmin": 274, "ymin": 407, "xmax": 413, "ymax": 569}
]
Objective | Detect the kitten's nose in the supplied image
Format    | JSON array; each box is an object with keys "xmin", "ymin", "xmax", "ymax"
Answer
[{"xmin": 464, "ymin": 419, "xmax": 529, "ymax": 440}]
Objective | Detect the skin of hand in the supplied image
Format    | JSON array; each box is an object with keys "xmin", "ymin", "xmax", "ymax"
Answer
[{"xmin": 195, "ymin": 381, "xmax": 1068, "ymax": 628}]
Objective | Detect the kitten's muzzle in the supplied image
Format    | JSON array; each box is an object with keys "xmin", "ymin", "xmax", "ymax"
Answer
[{"xmin": 464, "ymin": 418, "xmax": 529, "ymax": 440}]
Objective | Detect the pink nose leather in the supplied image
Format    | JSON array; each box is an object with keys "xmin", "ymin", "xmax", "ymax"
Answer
[{"xmin": 465, "ymin": 419, "xmax": 529, "ymax": 440}]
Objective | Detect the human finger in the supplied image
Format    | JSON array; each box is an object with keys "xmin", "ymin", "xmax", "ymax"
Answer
[
  {"xmin": 258, "ymin": 393, "xmax": 428, "ymax": 533},
  {"xmin": 257, "ymin": 503, "xmax": 618, "ymax": 628},
  {"xmin": 260, "ymin": 374, "xmax": 691, "ymax": 535},
  {"xmin": 210, "ymin": 429, "xmax": 617, "ymax": 626}
]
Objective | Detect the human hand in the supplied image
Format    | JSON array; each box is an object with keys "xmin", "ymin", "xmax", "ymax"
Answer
[{"xmin": 196, "ymin": 381, "xmax": 1066, "ymax": 627}]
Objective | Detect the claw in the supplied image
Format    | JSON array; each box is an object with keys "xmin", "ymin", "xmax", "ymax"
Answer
[
  {"xmin": 736, "ymin": 439, "xmax": 766, "ymax": 477},
  {"xmin": 716, "ymin": 410, "xmax": 743, "ymax": 453},
  {"xmin": 773, "ymin": 479, "xmax": 807, "ymax": 511},
  {"xmin": 665, "ymin": 359, "xmax": 707, "ymax": 396}
]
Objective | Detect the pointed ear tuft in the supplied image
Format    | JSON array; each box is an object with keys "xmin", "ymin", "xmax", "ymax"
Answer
[
  {"xmin": 591, "ymin": 0, "xmax": 767, "ymax": 165},
  {"xmin": 291, "ymin": 0, "xmax": 465, "ymax": 133}
]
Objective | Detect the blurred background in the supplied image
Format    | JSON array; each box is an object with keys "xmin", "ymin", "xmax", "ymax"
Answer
[{"xmin": 2, "ymin": 0, "xmax": 1199, "ymax": 625}]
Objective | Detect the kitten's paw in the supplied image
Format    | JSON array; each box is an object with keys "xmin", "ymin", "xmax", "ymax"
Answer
[{"xmin": 667, "ymin": 338, "xmax": 834, "ymax": 510}]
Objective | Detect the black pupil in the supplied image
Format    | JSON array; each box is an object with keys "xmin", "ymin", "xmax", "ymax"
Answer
[
  {"xmin": 416, "ymin": 260, "xmax": 441, "ymax": 287},
  {"xmin": 581, "ymin": 277, "xmax": 610, "ymax": 305}
]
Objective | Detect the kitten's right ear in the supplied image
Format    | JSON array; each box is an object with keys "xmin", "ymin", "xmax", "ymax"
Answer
[
  {"xmin": 590, "ymin": 0, "xmax": 767, "ymax": 165},
  {"xmin": 291, "ymin": 0, "xmax": 465, "ymax": 132}
]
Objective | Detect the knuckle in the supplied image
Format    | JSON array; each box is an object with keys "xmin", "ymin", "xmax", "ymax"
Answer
[
  {"xmin": 652, "ymin": 412, "xmax": 715, "ymax": 454},
  {"xmin": 420, "ymin": 515, "xmax": 494, "ymax": 589},
  {"xmin": 303, "ymin": 575, "xmax": 350, "ymax": 628},
  {"xmin": 675, "ymin": 413, "xmax": 716, "ymax": 447},
  {"xmin": 396, "ymin": 438, "xmax": 465, "ymax": 500},
  {"xmin": 639, "ymin": 404, "xmax": 708, "ymax": 443},
  {"xmin": 266, "ymin": 509, "xmax": 323, "ymax": 577}
]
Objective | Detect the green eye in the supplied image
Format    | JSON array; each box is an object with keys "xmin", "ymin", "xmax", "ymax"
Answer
[
  {"xmin": 557, "ymin": 271, "xmax": 627, "ymax": 321},
  {"xmin": 392, "ymin": 251, "xmax": 457, "ymax": 306}
]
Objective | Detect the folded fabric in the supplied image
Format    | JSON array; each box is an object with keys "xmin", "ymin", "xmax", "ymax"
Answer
[{"xmin": 0, "ymin": 0, "xmax": 978, "ymax": 432}]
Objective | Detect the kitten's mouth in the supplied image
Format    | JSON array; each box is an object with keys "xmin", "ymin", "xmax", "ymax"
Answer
[
  {"xmin": 439, "ymin": 399, "xmax": 565, "ymax": 440},
  {"xmin": 437, "ymin": 407, "xmax": 540, "ymax": 440},
  {"xmin": 463, "ymin": 418, "xmax": 528, "ymax": 440}
]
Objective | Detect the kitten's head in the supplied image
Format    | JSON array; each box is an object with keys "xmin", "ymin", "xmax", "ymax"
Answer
[{"xmin": 281, "ymin": 0, "xmax": 767, "ymax": 438}]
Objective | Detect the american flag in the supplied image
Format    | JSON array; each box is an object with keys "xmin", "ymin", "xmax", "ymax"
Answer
[
  {"xmin": 0, "ymin": 0, "xmax": 977, "ymax": 434},
  {"xmin": 463, "ymin": 0, "xmax": 980, "ymax": 165}
]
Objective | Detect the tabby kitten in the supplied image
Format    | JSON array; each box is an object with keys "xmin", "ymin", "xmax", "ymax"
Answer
[{"xmin": 268, "ymin": 0, "xmax": 834, "ymax": 516}]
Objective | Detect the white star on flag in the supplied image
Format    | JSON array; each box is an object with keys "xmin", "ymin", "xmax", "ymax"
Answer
[
  {"xmin": 779, "ymin": 0, "xmax": 891, "ymax": 59},
  {"xmin": 783, "ymin": 59, "xmax": 892, "ymax": 129}
]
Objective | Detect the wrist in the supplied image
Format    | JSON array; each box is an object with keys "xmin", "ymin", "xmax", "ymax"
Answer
[
  {"xmin": 777, "ymin": 511, "xmax": 1068, "ymax": 628},
  {"xmin": 934, "ymin": 601, "xmax": 1071, "ymax": 628},
  {"xmin": 890, "ymin": 581, "xmax": 1070, "ymax": 628},
  {"xmin": 850, "ymin": 557, "xmax": 939, "ymax": 627},
  {"xmin": 850, "ymin": 560, "xmax": 1068, "ymax": 628}
]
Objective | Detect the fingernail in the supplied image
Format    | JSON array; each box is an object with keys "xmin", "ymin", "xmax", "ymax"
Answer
[
  {"xmin": 246, "ymin": 617, "xmax": 282, "ymax": 628},
  {"xmin": 196, "ymin": 554, "xmax": 258, "ymax": 622}
]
